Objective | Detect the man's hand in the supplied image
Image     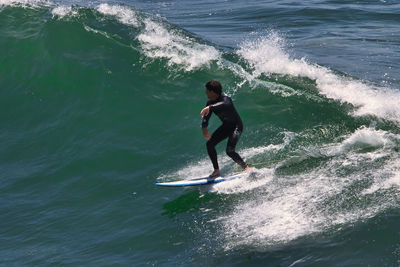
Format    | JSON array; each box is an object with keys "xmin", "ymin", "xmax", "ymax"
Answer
[
  {"xmin": 200, "ymin": 106, "xmax": 210, "ymax": 118},
  {"xmin": 202, "ymin": 128, "xmax": 210, "ymax": 140}
]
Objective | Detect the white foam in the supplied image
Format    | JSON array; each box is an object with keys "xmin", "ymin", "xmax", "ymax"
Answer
[
  {"xmin": 137, "ymin": 19, "xmax": 220, "ymax": 71},
  {"xmin": 278, "ymin": 127, "xmax": 396, "ymax": 172},
  {"xmin": 51, "ymin": 6, "xmax": 77, "ymax": 18},
  {"xmin": 338, "ymin": 126, "xmax": 394, "ymax": 153},
  {"xmin": 362, "ymin": 156, "xmax": 400, "ymax": 195},
  {"xmin": 222, "ymin": 174, "xmax": 329, "ymax": 248},
  {"xmin": 204, "ymin": 167, "xmax": 274, "ymax": 194},
  {"xmin": 219, "ymin": 59, "xmax": 303, "ymax": 98},
  {"xmin": 97, "ymin": 3, "xmax": 139, "ymax": 27},
  {"xmin": 237, "ymin": 33, "xmax": 400, "ymax": 124},
  {"xmin": 380, "ymin": 172, "xmax": 400, "ymax": 190},
  {"xmin": 219, "ymin": 127, "xmax": 400, "ymax": 249},
  {"xmin": 95, "ymin": 3, "xmax": 202, "ymax": 65},
  {"xmin": 0, "ymin": 0, "xmax": 50, "ymax": 8},
  {"xmin": 221, "ymin": 164, "xmax": 398, "ymax": 249}
]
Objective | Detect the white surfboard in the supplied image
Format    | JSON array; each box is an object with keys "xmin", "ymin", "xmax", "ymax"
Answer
[{"xmin": 155, "ymin": 172, "xmax": 245, "ymax": 187}]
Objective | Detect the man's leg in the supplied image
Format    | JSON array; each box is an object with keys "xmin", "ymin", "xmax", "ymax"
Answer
[
  {"xmin": 226, "ymin": 127, "xmax": 248, "ymax": 169},
  {"xmin": 206, "ymin": 125, "xmax": 230, "ymax": 173}
]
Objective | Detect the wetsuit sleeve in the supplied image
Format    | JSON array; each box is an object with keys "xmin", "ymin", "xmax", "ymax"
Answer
[
  {"xmin": 201, "ymin": 102, "xmax": 212, "ymax": 128},
  {"xmin": 209, "ymin": 96, "xmax": 232, "ymax": 113}
]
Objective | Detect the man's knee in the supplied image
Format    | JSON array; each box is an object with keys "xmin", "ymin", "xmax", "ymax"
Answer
[{"xmin": 207, "ymin": 139, "xmax": 216, "ymax": 150}]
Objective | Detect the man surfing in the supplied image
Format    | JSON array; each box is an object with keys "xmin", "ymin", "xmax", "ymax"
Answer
[{"xmin": 200, "ymin": 80, "xmax": 252, "ymax": 178}]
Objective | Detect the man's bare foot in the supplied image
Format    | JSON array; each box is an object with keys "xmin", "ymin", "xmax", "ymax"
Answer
[
  {"xmin": 244, "ymin": 166, "xmax": 254, "ymax": 172},
  {"xmin": 209, "ymin": 169, "xmax": 221, "ymax": 179}
]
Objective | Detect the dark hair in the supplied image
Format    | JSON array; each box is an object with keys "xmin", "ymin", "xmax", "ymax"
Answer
[{"xmin": 205, "ymin": 80, "xmax": 222, "ymax": 96}]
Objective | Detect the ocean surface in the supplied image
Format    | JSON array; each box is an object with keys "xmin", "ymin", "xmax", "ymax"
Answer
[{"xmin": 1, "ymin": 0, "xmax": 400, "ymax": 266}]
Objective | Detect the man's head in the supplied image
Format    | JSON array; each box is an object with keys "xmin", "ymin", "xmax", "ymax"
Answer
[{"xmin": 205, "ymin": 80, "xmax": 222, "ymax": 101}]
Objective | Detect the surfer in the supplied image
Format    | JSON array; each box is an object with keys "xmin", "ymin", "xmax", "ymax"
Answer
[{"xmin": 200, "ymin": 80, "xmax": 251, "ymax": 178}]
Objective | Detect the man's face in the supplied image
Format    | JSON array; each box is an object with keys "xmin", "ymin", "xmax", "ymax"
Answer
[{"xmin": 205, "ymin": 89, "xmax": 219, "ymax": 101}]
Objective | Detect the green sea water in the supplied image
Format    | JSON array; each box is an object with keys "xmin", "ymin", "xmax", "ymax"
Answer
[{"xmin": 1, "ymin": 1, "xmax": 400, "ymax": 266}]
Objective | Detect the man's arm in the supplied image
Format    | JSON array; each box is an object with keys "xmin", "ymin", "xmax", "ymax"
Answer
[{"xmin": 201, "ymin": 103, "xmax": 212, "ymax": 140}]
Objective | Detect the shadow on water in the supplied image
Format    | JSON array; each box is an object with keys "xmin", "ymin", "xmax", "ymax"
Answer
[{"xmin": 161, "ymin": 190, "xmax": 216, "ymax": 218}]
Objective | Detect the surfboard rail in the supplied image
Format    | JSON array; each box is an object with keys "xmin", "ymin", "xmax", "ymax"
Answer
[{"xmin": 155, "ymin": 173, "xmax": 244, "ymax": 187}]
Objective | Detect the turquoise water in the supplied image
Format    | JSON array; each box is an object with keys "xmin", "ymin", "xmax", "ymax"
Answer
[{"xmin": 1, "ymin": 0, "xmax": 400, "ymax": 266}]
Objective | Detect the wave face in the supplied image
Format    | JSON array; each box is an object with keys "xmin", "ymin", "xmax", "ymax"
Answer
[{"xmin": 1, "ymin": 1, "xmax": 400, "ymax": 266}]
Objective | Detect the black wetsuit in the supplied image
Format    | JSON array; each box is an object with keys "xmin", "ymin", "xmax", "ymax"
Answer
[{"xmin": 202, "ymin": 95, "xmax": 247, "ymax": 170}]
